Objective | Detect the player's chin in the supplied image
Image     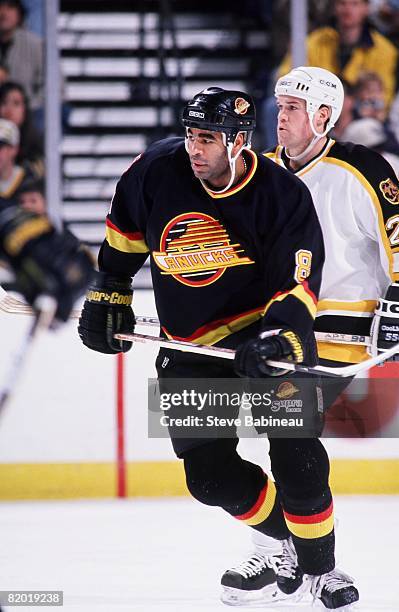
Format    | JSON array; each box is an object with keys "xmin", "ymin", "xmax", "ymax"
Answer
[{"xmin": 277, "ymin": 129, "xmax": 289, "ymax": 146}]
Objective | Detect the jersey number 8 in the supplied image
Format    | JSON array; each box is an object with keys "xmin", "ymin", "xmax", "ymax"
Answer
[{"xmin": 294, "ymin": 249, "xmax": 312, "ymax": 283}]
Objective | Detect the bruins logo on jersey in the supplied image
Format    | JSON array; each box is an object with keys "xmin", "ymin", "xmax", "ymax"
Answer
[
  {"xmin": 380, "ymin": 178, "xmax": 399, "ymax": 205},
  {"xmin": 153, "ymin": 212, "xmax": 254, "ymax": 287}
]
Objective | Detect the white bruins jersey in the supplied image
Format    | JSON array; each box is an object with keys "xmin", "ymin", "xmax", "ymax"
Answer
[{"xmin": 265, "ymin": 139, "xmax": 399, "ymax": 363}]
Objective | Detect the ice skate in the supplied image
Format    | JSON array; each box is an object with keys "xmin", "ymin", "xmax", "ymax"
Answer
[
  {"xmin": 309, "ymin": 568, "xmax": 359, "ymax": 610},
  {"xmin": 221, "ymin": 550, "xmax": 280, "ymax": 606}
]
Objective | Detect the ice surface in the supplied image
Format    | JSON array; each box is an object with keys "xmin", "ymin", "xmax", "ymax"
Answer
[{"xmin": 0, "ymin": 495, "xmax": 397, "ymax": 611}]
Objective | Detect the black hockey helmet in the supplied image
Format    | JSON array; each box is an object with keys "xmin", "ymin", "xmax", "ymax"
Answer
[{"xmin": 181, "ymin": 87, "xmax": 256, "ymax": 145}]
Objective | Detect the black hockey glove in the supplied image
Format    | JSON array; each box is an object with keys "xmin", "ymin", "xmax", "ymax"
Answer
[
  {"xmin": 78, "ymin": 271, "xmax": 135, "ymax": 354},
  {"xmin": 370, "ymin": 284, "xmax": 399, "ymax": 360},
  {"xmin": 234, "ymin": 329, "xmax": 304, "ymax": 378},
  {"xmin": 0, "ymin": 207, "xmax": 93, "ymax": 323}
]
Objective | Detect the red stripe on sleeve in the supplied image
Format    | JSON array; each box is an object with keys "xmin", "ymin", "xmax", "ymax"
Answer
[
  {"xmin": 106, "ymin": 218, "xmax": 144, "ymax": 241},
  {"xmin": 302, "ymin": 280, "xmax": 318, "ymax": 305}
]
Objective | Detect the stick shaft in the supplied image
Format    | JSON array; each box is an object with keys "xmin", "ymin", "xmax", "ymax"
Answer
[{"xmin": 114, "ymin": 331, "xmax": 399, "ymax": 378}]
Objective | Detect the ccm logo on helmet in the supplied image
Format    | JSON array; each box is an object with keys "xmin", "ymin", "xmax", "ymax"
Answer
[
  {"xmin": 319, "ymin": 80, "xmax": 337, "ymax": 88},
  {"xmin": 188, "ymin": 110, "xmax": 205, "ymax": 118}
]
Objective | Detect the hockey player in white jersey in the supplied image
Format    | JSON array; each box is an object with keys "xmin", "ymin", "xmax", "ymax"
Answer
[{"xmin": 221, "ymin": 66, "xmax": 399, "ymax": 609}]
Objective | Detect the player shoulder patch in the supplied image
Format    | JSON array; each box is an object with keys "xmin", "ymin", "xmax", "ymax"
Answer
[{"xmin": 379, "ymin": 178, "xmax": 399, "ymax": 205}]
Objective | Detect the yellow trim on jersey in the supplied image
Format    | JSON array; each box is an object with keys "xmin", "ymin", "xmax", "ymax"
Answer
[
  {"xmin": 264, "ymin": 283, "xmax": 317, "ymax": 319},
  {"xmin": 297, "ymin": 139, "xmax": 336, "ymax": 177},
  {"xmin": 323, "ymin": 157, "xmax": 395, "ymax": 281},
  {"xmin": 263, "ymin": 140, "xmax": 335, "ymax": 176},
  {"xmin": 105, "ymin": 225, "xmax": 149, "ymax": 254},
  {"xmin": 263, "ymin": 146, "xmax": 283, "ymax": 163},
  {"xmin": 317, "ymin": 342, "xmax": 368, "ymax": 364},
  {"xmin": 317, "ymin": 299, "xmax": 377, "ymax": 314},
  {"xmin": 163, "ymin": 307, "xmax": 265, "ymax": 346},
  {"xmin": 201, "ymin": 149, "xmax": 258, "ymax": 199}
]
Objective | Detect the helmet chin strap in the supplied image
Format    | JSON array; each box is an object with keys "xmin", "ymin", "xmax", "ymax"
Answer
[
  {"xmin": 284, "ymin": 110, "xmax": 329, "ymax": 163},
  {"xmin": 207, "ymin": 137, "xmax": 243, "ymax": 194},
  {"xmin": 186, "ymin": 131, "xmax": 249, "ymax": 194}
]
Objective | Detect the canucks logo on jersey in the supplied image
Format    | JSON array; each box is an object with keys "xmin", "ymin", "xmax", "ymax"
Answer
[{"xmin": 153, "ymin": 212, "xmax": 254, "ymax": 287}]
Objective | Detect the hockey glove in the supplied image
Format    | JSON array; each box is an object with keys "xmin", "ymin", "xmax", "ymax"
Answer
[
  {"xmin": 234, "ymin": 329, "xmax": 304, "ymax": 377},
  {"xmin": 0, "ymin": 207, "xmax": 93, "ymax": 323},
  {"xmin": 78, "ymin": 271, "xmax": 135, "ymax": 354},
  {"xmin": 369, "ymin": 283, "xmax": 399, "ymax": 360}
]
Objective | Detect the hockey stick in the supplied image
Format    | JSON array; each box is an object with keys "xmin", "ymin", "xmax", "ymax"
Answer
[
  {"xmin": 0, "ymin": 297, "xmax": 57, "ymax": 411},
  {"xmin": 0, "ymin": 295, "xmax": 371, "ymax": 346},
  {"xmin": 114, "ymin": 331, "xmax": 399, "ymax": 378}
]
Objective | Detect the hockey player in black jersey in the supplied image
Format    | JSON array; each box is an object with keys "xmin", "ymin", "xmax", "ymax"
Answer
[
  {"xmin": 78, "ymin": 86, "xmax": 333, "ymax": 607},
  {"xmin": 0, "ymin": 198, "xmax": 92, "ymax": 325},
  {"xmin": 222, "ymin": 67, "xmax": 399, "ymax": 609}
]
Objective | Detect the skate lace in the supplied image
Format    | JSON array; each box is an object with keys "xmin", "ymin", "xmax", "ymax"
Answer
[
  {"xmin": 311, "ymin": 568, "xmax": 354, "ymax": 600},
  {"xmin": 277, "ymin": 539, "xmax": 298, "ymax": 579},
  {"xmin": 230, "ymin": 553, "xmax": 279, "ymax": 578}
]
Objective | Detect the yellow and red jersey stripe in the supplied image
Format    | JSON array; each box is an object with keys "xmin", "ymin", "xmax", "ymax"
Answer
[
  {"xmin": 234, "ymin": 479, "xmax": 277, "ymax": 526},
  {"xmin": 105, "ymin": 218, "xmax": 149, "ymax": 254},
  {"xmin": 265, "ymin": 281, "xmax": 318, "ymax": 320},
  {"xmin": 162, "ymin": 304, "xmax": 266, "ymax": 346},
  {"xmin": 283, "ymin": 501, "xmax": 334, "ymax": 539}
]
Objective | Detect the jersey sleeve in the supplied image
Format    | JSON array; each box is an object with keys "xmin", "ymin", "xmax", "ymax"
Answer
[
  {"xmin": 261, "ymin": 181, "xmax": 324, "ymax": 357},
  {"xmin": 351, "ymin": 146, "xmax": 399, "ymax": 284},
  {"xmin": 98, "ymin": 163, "xmax": 150, "ymax": 278}
]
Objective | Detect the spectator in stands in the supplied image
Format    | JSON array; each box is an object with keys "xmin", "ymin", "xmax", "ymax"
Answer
[
  {"xmin": 17, "ymin": 177, "xmax": 45, "ymax": 214},
  {"xmin": 369, "ymin": 0, "xmax": 399, "ymax": 47},
  {"xmin": 352, "ymin": 71, "xmax": 387, "ymax": 121},
  {"xmin": 262, "ymin": 0, "xmax": 398, "ymax": 148},
  {"xmin": 0, "ymin": 81, "xmax": 43, "ymax": 177},
  {"xmin": 0, "ymin": 117, "xmax": 35, "ymax": 201},
  {"xmin": 279, "ymin": 0, "xmax": 397, "ymax": 104},
  {"xmin": 271, "ymin": 0, "xmax": 333, "ymax": 67},
  {"xmin": 0, "ymin": 0, "xmax": 43, "ymax": 113},
  {"xmin": 340, "ymin": 71, "xmax": 399, "ymax": 154},
  {"xmin": 342, "ymin": 116, "xmax": 399, "ymax": 174}
]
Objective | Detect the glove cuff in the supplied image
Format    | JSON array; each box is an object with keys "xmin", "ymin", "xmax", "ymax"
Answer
[{"xmin": 280, "ymin": 330, "xmax": 304, "ymax": 363}]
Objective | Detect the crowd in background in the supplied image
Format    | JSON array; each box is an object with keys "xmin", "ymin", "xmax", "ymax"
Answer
[
  {"xmin": 0, "ymin": 0, "xmax": 45, "ymax": 211},
  {"xmin": 2, "ymin": 0, "xmax": 399, "ymax": 217},
  {"xmin": 258, "ymin": 0, "xmax": 399, "ymax": 172}
]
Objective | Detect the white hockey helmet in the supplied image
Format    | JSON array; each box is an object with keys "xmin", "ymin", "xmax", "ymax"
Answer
[{"xmin": 275, "ymin": 66, "xmax": 344, "ymax": 136}]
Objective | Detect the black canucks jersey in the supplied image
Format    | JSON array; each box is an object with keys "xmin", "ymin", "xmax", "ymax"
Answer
[{"xmin": 99, "ymin": 137, "xmax": 324, "ymax": 354}]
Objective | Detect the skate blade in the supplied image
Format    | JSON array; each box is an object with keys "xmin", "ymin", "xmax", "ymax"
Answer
[
  {"xmin": 221, "ymin": 583, "xmax": 278, "ymax": 607},
  {"xmin": 221, "ymin": 582, "xmax": 311, "ymax": 608},
  {"xmin": 311, "ymin": 598, "xmax": 360, "ymax": 611}
]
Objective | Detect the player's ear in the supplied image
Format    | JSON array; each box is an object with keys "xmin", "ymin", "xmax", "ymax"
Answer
[
  {"xmin": 315, "ymin": 106, "xmax": 331, "ymax": 134},
  {"xmin": 232, "ymin": 132, "xmax": 245, "ymax": 155}
]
